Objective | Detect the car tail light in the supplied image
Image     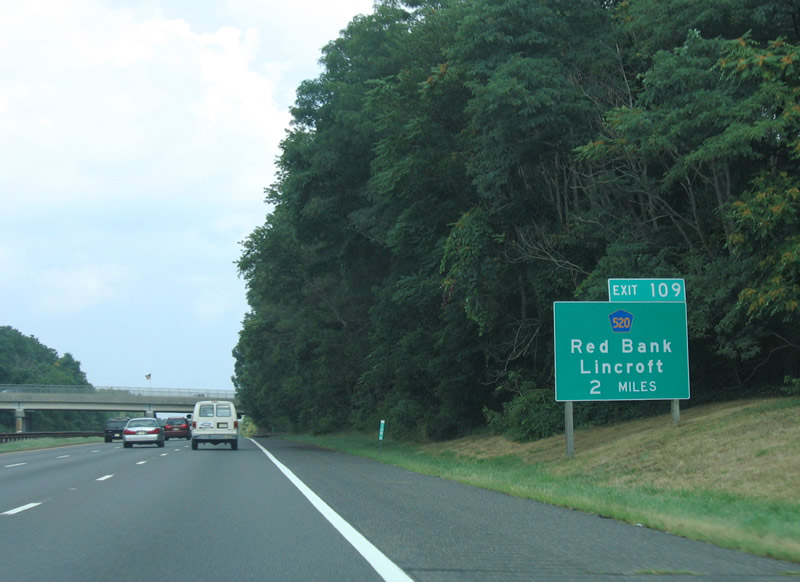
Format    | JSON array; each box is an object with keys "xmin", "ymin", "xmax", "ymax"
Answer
[
  {"xmin": 147, "ymin": 428, "xmax": 160, "ymax": 434},
  {"xmin": 123, "ymin": 428, "xmax": 135, "ymax": 435},
  {"xmin": 165, "ymin": 424, "xmax": 172, "ymax": 429}
]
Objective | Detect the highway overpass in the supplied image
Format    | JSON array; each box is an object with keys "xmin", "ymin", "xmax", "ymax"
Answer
[{"xmin": 0, "ymin": 385, "xmax": 240, "ymax": 432}]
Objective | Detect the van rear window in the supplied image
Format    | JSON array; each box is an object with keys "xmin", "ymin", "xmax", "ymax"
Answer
[
  {"xmin": 216, "ymin": 404, "xmax": 232, "ymax": 417},
  {"xmin": 199, "ymin": 404, "xmax": 215, "ymax": 417}
]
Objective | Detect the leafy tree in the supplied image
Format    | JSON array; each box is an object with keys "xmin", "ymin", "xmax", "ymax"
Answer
[
  {"xmin": 0, "ymin": 326, "xmax": 102, "ymax": 431},
  {"xmin": 439, "ymin": 0, "xmax": 624, "ymax": 433},
  {"xmin": 234, "ymin": 0, "xmax": 800, "ymax": 442},
  {"xmin": 578, "ymin": 6, "xmax": 800, "ymax": 389},
  {"xmin": 0, "ymin": 326, "xmax": 89, "ymax": 386},
  {"xmin": 721, "ymin": 35, "xmax": 800, "ymax": 380}
]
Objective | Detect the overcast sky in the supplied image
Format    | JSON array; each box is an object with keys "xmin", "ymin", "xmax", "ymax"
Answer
[{"xmin": 1, "ymin": 0, "xmax": 376, "ymax": 392}]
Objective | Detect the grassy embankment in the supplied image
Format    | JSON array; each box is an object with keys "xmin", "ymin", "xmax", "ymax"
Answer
[
  {"xmin": 287, "ymin": 397, "xmax": 800, "ymax": 565},
  {"xmin": 0, "ymin": 437, "xmax": 103, "ymax": 453}
]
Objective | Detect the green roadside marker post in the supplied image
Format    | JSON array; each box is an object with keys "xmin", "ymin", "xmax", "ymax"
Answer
[
  {"xmin": 554, "ymin": 285, "xmax": 690, "ymax": 456},
  {"xmin": 378, "ymin": 419, "xmax": 385, "ymax": 452}
]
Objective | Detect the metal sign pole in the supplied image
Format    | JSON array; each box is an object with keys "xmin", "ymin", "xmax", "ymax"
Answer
[{"xmin": 565, "ymin": 402, "xmax": 574, "ymax": 457}]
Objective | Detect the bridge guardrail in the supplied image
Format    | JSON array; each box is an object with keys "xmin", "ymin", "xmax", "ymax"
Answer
[{"xmin": 0, "ymin": 384, "xmax": 235, "ymax": 399}]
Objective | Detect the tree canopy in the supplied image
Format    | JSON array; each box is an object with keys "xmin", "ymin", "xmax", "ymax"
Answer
[
  {"xmin": 234, "ymin": 0, "xmax": 800, "ymax": 440},
  {"xmin": 0, "ymin": 325, "xmax": 104, "ymax": 431},
  {"xmin": 0, "ymin": 326, "xmax": 90, "ymax": 386}
]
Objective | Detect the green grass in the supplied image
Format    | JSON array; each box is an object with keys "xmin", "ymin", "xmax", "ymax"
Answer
[
  {"xmin": 286, "ymin": 398, "xmax": 800, "ymax": 564},
  {"xmin": 0, "ymin": 437, "xmax": 104, "ymax": 453}
]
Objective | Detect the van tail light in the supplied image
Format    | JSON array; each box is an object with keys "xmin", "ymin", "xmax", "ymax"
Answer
[
  {"xmin": 192, "ymin": 421, "xmax": 196, "ymax": 429},
  {"xmin": 234, "ymin": 420, "xmax": 238, "ymax": 429}
]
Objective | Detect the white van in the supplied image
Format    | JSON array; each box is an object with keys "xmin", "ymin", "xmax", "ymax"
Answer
[{"xmin": 189, "ymin": 400, "xmax": 239, "ymax": 450}]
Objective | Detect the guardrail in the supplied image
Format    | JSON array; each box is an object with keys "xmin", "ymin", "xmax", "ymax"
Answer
[
  {"xmin": 0, "ymin": 431, "xmax": 103, "ymax": 443},
  {"xmin": 0, "ymin": 384, "xmax": 236, "ymax": 399}
]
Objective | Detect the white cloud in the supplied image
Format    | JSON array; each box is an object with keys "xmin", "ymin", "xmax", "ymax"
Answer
[
  {"xmin": 33, "ymin": 264, "xmax": 135, "ymax": 313},
  {"xmin": 0, "ymin": 0, "xmax": 376, "ymax": 390},
  {"xmin": 0, "ymin": 2, "xmax": 286, "ymax": 210}
]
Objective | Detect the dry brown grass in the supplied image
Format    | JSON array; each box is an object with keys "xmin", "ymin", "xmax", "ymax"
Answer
[{"xmin": 422, "ymin": 398, "xmax": 800, "ymax": 502}]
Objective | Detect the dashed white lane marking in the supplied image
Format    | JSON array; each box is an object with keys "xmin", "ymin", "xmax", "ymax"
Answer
[
  {"xmin": 3, "ymin": 502, "xmax": 42, "ymax": 515},
  {"xmin": 57, "ymin": 455, "xmax": 70, "ymax": 459},
  {"xmin": 250, "ymin": 438, "xmax": 412, "ymax": 582},
  {"xmin": 136, "ymin": 461, "xmax": 147, "ymax": 465},
  {"xmin": 4, "ymin": 463, "xmax": 26, "ymax": 468},
  {"xmin": 97, "ymin": 475, "xmax": 114, "ymax": 481}
]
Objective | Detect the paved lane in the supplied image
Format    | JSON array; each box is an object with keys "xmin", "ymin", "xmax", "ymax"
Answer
[
  {"xmin": 3, "ymin": 437, "xmax": 797, "ymax": 581},
  {"xmin": 1, "ymin": 439, "xmax": 384, "ymax": 582}
]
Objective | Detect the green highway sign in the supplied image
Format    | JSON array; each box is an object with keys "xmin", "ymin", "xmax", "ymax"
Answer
[
  {"xmin": 553, "ymin": 301, "xmax": 690, "ymax": 402},
  {"xmin": 608, "ymin": 278, "xmax": 686, "ymax": 302}
]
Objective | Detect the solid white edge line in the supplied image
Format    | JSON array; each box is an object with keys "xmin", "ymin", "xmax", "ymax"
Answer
[
  {"xmin": 3, "ymin": 502, "xmax": 41, "ymax": 515},
  {"xmin": 250, "ymin": 438, "xmax": 412, "ymax": 582}
]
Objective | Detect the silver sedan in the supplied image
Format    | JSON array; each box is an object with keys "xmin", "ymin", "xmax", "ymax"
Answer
[{"xmin": 122, "ymin": 417, "xmax": 165, "ymax": 448}]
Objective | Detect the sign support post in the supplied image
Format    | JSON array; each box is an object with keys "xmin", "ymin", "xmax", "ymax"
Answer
[{"xmin": 565, "ymin": 401, "xmax": 574, "ymax": 458}]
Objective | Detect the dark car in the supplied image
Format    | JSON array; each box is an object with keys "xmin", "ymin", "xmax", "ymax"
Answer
[
  {"xmin": 104, "ymin": 417, "xmax": 131, "ymax": 442},
  {"xmin": 163, "ymin": 417, "xmax": 191, "ymax": 440}
]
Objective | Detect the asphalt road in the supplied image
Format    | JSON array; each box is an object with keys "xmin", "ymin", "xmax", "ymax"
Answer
[{"xmin": 1, "ymin": 437, "xmax": 796, "ymax": 581}]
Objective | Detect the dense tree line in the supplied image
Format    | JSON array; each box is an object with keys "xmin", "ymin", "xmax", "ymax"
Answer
[
  {"xmin": 234, "ymin": 0, "xmax": 800, "ymax": 440},
  {"xmin": 0, "ymin": 326, "xmax": 107, "ymax": 431}
]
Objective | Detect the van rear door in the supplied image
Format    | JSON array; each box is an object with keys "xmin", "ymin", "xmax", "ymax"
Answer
[{"xmin": 191, "ymin": 400, "xmax": 239, "ymax": 450}]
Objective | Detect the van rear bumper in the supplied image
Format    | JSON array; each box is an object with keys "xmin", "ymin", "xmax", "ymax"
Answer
[{"xmin": 193, "ymin": 433, "xmax": 237, "ymax": 442}]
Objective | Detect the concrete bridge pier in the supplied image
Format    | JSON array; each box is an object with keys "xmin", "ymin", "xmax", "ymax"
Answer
[{"xmin": 15, "ymin": 409, "xmax": 26, "ymax": 432}]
